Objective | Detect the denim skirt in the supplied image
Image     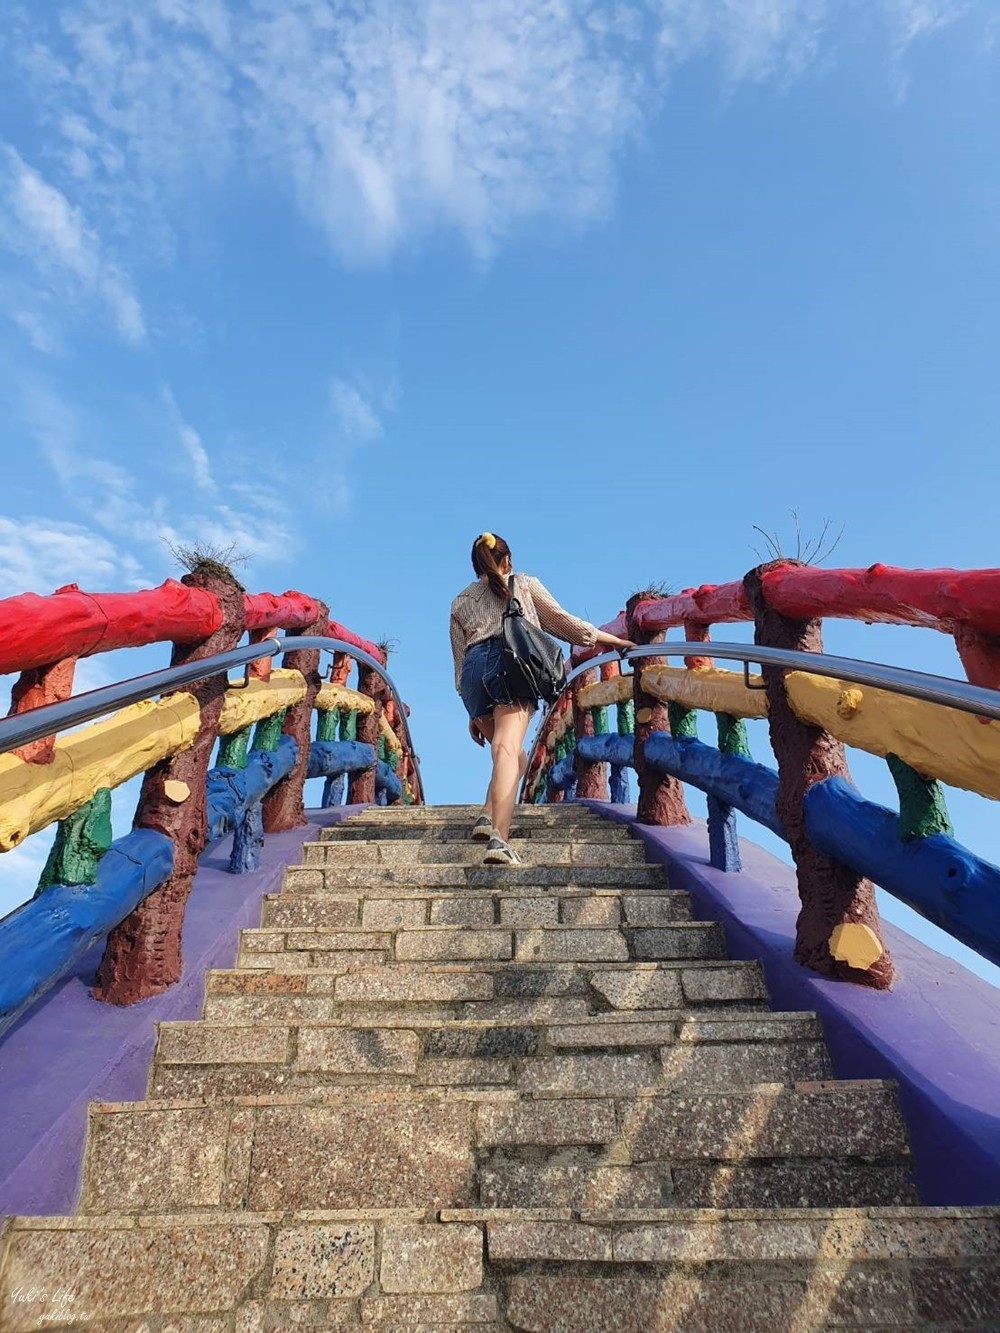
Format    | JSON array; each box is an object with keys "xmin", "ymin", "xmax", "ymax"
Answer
[{"xmin": 460, "ymin": 636, "xmax": 537, "ymax": 720}]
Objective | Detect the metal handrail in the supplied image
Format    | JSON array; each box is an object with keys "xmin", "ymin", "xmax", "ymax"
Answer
[
  {"xmin": 0, "ymin": 634, "xmax": 424, "ymax": 800},
  {"xmin": 520, "ymin": 641, "xmax": 1000, "ymax": 798}
]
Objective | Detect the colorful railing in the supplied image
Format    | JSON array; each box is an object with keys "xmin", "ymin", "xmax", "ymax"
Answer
[
  {"xmin": 522, "ymin": 561, "xmax": 1000, "ymax": 991},
  {"xmin": 0, "ymin": 566, "xmax": 422, "ymax": 1035}
]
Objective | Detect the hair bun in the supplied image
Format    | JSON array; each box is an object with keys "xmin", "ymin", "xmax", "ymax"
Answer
[{"xmin": 476, "ymin": 532, "xmax": 496, "ymax": 549}]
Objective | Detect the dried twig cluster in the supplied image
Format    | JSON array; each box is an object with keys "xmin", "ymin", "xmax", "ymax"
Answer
[{"xmin": 751, "ymin": 511, "xmax": 845, "ymax": 566}]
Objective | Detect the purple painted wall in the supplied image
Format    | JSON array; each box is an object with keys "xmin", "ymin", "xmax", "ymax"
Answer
[
  {"xmin": 582, "ymin": 802, "xmax": 1000, "ymax": 1207},
  {"xmin": 0, "ymin": 807, "xmax": 366, "ymax": 1219}
]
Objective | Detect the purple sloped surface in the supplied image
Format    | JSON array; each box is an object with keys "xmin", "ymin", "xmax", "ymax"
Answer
[
  {"xmin": 0, "ymin": 806, "xmax": 366, "ymax": 1218},
  {"xmin": 582, "ymin": 802, "xmax": 1000, "ymax": 1206}
]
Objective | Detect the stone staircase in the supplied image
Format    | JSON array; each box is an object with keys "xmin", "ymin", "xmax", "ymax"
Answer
[{"xmin": 2, "ymin": 804, "xmax": 999, "ymax": 1330}]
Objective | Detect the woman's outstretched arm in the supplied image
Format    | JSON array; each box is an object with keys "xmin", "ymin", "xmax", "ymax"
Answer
[{"xmin": 528, "ymin": 577, "xmax": 634, "ymax": 652}]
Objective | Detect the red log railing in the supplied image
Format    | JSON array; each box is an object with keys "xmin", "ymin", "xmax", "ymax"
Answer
[{"xmin": 553, "ymin": 560, "xmax": 1000, "ymax": 990}]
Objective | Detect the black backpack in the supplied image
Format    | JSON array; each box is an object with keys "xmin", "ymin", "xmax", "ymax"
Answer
[{"xmin": 500, "ymin": 575, "xmax": 567, "ymax": 704}]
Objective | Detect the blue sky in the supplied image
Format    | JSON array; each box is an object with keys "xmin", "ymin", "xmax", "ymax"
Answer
[{"xmin": 1, "ymin": 1, "xmax": 999, "ymax": 982}]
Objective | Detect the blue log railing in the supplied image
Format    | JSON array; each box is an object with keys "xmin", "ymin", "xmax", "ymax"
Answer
[{"xmin": 522, "ymin": 638, "xmax": 1000, "ymax": 978}]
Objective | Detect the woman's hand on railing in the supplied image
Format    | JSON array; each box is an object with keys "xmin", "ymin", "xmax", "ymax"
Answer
[{"xmin": 594, "ymin": 630, "xmax": 636, "ymax": 655}]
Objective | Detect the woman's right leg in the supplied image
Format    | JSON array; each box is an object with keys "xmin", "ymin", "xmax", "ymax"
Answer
[{"xmin": 487, "ymin": 703, "xmax": 533, "ymax": 843}]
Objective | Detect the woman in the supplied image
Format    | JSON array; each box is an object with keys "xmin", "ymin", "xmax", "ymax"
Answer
[{"xmin": 449, "ymin": 532, "xmax": 634, "ymax": 865}]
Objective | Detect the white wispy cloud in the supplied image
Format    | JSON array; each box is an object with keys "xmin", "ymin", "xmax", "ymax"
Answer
[
  {"xmin": 331, "ymin": 380, "xmax": 384, "ymax": 443},
  {"xmin": 653, "ymin": 0, "xmax": 828, "ymax": 84},
  {"xmin": 325, "ymin": 376, "xmax": 392, "ymax": 517},
  {"xmin": 178, "ymin": 424, "xmax": 214, "ymax": 492},
  {"xmin": 5, "ymin": 0, "xmax": 978, "ymax": 279},
  {"xmin": 0, "ymin": 144, "xmax": 145, "ymax": 343},
  {"xmin": 161, "ymin": 387, "xmax": 216, "ymax": 492},
  {"xmin": 15, "ymin": 379, "xmax": 296, "ymax": 578},
  {"xmin": 887, "ymin": 0, "xmax": 970, "ymax": 46},
  {"xmin": 0, "ymin": 516, "xmax": 133, "ymax": 598},
  {"xmin": 8, "ymin": 307, "xmax": 62, "ymax": 357}
]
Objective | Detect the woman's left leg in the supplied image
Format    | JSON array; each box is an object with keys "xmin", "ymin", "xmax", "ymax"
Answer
[{"xmin": 475, "ymin": 713, "xmax": 496, "ymax": 824}]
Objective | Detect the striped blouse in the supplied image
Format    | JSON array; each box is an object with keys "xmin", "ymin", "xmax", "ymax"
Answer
[{"xmin": 449, "ymin": 574, "xmax": 598, "ymax": 692}]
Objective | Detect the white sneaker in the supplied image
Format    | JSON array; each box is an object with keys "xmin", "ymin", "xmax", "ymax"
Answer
[
  {"xmin": 483, "ymin": 836, "xmax": 523, "ymax": 866},
  {"xmin": 471, "ymin": 814, "xmax": 493, "ymax": 842}
]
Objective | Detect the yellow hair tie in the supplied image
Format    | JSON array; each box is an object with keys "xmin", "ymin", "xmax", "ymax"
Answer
[{"xmin": 477, "ymin": 532, "xmax": 496, "ymax": 550}]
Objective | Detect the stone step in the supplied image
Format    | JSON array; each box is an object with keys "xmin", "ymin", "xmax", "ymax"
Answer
[
  {"xmin": 302, "ymin": 839, "xmax": 648, "ymax": 867},
  {"xmin": 0, "ymin": 1211, "xmax": 497, "ymax": 1330},
  {"xmin": 148, "ymin": 1011, "xmax": 830, "ymax": 1097},
  {"xmin": 262, "ymin": 888, "xmax": 693, "ymax": 931},
  {"xmin": 335, "ymin": 803, "xmax": 608, "ymax": 819},
  {"xmin": 235, "ymin": 922, "xmax": 727, "ymax": 970},
  {"xmin": 74, "ymin": 1082, "xmax": 917, "ymax": 1218},
  {"xmin": 8, "ymin": 1206, "xmax": 996, "ymax": 1332},
  {"xmin": 328, "ymin": 817, "xmax": 618, "ymax": 838},
  {"xmin": 477, "ymin": 1207, "xmax": 1000, "ymax": 1333},
  {"xmin": 327, "ymin": 820, "xmax": 635, "ymax": 842},
  {"xmin": 10, "ymin": 798, "xmax": 996, "ymax": 1331},
  {"xmin": 283, "ymin": 863, "xmax": 669, "ymax": 891},
  {"xmin": 203, "ymin": 959, "xmax": 770, "ymax": 1020}
]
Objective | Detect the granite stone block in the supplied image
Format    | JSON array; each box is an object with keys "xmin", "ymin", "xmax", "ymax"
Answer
[
  {"xmin": 548, "ymin": 1020, "xmax": 679, "ymax": 1050},
  {"xmin": 494, "ymin": 968, "xmax": 588, "ymax": 998},
  {"xmin": 359, "ymin": 1293, "xmax": 498, "ymax": 1324},
  {"xmin": 265, "ymin": 898, "xmax": 360, "ymax": 929},
  {"xmin": 913, "ymin": 1263, "xmax": 1000, "ymax": 1324},
  {"xmin": 0, "ymin": 1224, "xmax": 269, "ymax": 1328},
  {"xmin": 487, "ymin": 1219, "xmax": 613, "ymax": 1262},
  {"xmin": 500, "ymin": 898, "xmax": 559, "ymax": 927},
  {"xmin": 659, "ymin": 1041, "xmax": 831, "ymax": 1087},
  {"xmin": 621, "ymin": 894, "xmax": 692, "ymax": 925},
  {"xmin": 480, "ymin": 1163, "xmax": 662, "ymax": 1210},
  {"xmin": 379, "ymin": 1223, "xmax": 483, "ymax": 1294},
  {"xmin": 476, "ymin": 1099, "xmax": 616, "ymax": 1148},
  {"xmin": 81, "ymin": 1107, "xmax": 230, "ymax": 1212},
  {"xmin": 417, "ymin": 1058, "xmax": 512, "ymax": 1086},
  {"xmin": 505, "ymin": 1274, "xmax": 810, "ymax": 1333},
  {"xmin": 514, "ymin": 929, "xmax": 628, "ymax": 963},
  {"xmin": 270, "ymin": 1223, "xmax": 375, "ymax": 1299},
  {"xmin": 396, "ymin": 930, "xmax": 513, "ymax": 962},
  {"xmin": 627, "ymin": 925, "xmax": 725, "ymax": 961},
  {"xmin": 519, "ymin": 1052, "xmax": 660, "ymax": 1095},
  {"xmin": 589, "ymin": 968, "xmax": 684, "ymax": 1011},
  {"xmin": 285, "ymin": 931, "xmax": 390, "ymax": 952},
  {"xmin": 208, "ymin": 972, "xmax": 308, "ymax": 995},
  {"xmin": 422, "ymin": 1027, "xmax": 538, "ymax": 1059},
  {"xmin": 559, "ymin": 897, "xmax": 621, "ymax": 927},
  {"xmin": 680, "ymin": 963, "xmax": 768, "ymax": 1003},
  {"xmin": 619, "ymin": 1086, "xmax": 909, "ymax": 1161},
  {"xmin": 430, "ymin": 899, "xmax": 497, "ymax": 927},
  {"xmin": 246, "ymin": 1101, "xmax": 474, "ymax": 1210},
  {"xmin": 293, "ymin": 1028, "xmax": 420, "ymax": 1075},
  {"xmin": 156, "ymin": 1024, "xmax": 291, "ymax": 1067},
  {"xmin": 361, "ymin": 899, "xmax": 427, "ymax": 930},
  {"xmin": 335, "ymin": 970, "xmax": 494, "ymax": 1003},
  {"xmin": 460, "ymin": 999, "xmax": 591, "ymax": 1023},
  {"xmin": 671, "ymin": 1160, "xmax": 918, "ymax": 1208}
]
